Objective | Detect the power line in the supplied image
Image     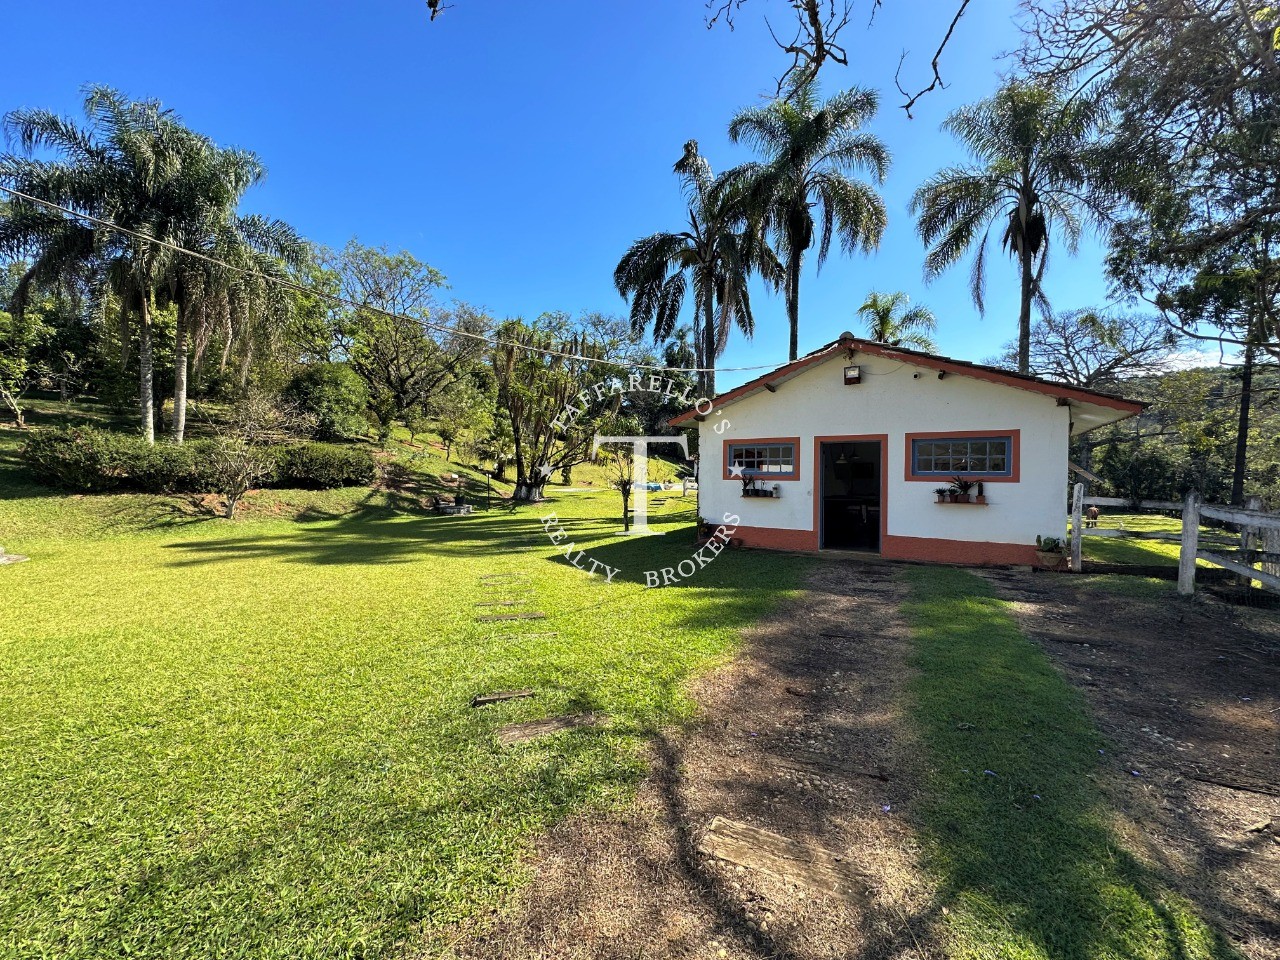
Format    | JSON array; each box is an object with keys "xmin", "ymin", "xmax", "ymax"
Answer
[{"xmin": 0, "ymin": 184, "xmax": 786, "ymax": 378}]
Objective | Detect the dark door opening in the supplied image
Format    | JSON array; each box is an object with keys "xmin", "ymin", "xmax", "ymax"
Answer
[{"xmin": 819, "ymin": 441, "xmax": 882, "ymax": 551}]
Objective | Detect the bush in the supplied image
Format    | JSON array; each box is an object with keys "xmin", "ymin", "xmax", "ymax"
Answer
[
  {"xmin": 22, "ymin": 428, "xmax": 377, "ymax": 494},
  {"xmin": 282, "ymin": 364, "xmax": 370, "ymax": 440},
  {"xmin": 275, "ymin": 443, "xmax": 377, "ymax": 489}
]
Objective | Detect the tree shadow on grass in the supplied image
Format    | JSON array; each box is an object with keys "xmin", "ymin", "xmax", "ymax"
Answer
[{"xmin": 160, "ymin": 496, "xmax": 712, "ymax": 574}]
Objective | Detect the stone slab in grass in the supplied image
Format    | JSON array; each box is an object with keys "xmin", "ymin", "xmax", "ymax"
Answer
[
  {"xmin": 474, "ymin": 600, "xmax": 529, "ymax": 608},
  {"xmin": 0, "ymin": 551, "xmax": 29, "ymax": 566},
  {"xmin": 497, "ymin": 712, "xmax": 602, "ymax": 746},
  {"xmin": 470, "ymin": 689, "xmax": 535, "ymax": 708},
  {"xmin": 698, "ymin": 816, "xmax": 866, "ymax": 899},
  {"xmin": 476, "ymin": 612, "xmax": 547, "ymax": 622}
]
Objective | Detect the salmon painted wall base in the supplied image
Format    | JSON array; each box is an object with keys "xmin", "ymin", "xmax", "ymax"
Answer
[{"xmin": 731, "ymin": 526, "xmax": 1041, "ymax": 567}]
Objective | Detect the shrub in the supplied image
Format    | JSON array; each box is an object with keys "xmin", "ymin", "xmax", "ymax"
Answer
[
  {"xmin": 23, "ymin": 428, "xmax": 134, "ymax": 491},
  {"xmin": 23, "ymin": 428, "xmax": 377, "ymax": 495},
  {"xmin": 282, "ymin": 363, "xmax": 370, "ymax": 440},
  {"xmin": 275, "ymin": 443, "xmax": 377, "ymax": 489}
]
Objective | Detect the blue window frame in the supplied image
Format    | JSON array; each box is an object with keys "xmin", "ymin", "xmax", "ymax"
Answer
[
  {"xmin": 726, "ymin": 441, "xmax": 798, "ymax": 479},
  {"xmin": 911, "ymin": 435, "xmax": 1013, "ymax": 477}
]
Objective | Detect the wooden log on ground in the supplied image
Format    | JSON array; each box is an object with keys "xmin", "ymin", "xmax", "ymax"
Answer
[
  {"xmin": 470, "ymin": 689, "xmax": 535, "ymax": 708},
  {"xmin": 497, "ymin": 712, "xmax": 601, "ymax": 745},
  {"xmin": 698, "ymin": 816, "xmax": 867, "ymax": 899}
]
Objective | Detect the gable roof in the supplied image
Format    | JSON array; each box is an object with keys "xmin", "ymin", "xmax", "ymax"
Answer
[{"xmin": 667, "ymin": 332, "xmax": 1147, "ymax": 430}]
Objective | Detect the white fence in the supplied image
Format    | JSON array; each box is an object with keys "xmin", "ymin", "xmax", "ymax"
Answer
[{"xmin": 1067, "ymin": 484, "xmax": 1280, "ymax": 597}]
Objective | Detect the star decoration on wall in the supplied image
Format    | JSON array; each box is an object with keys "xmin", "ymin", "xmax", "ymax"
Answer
[{"xmin": 727, "ymin": 463, "xmax": 746, "ymax": 479}]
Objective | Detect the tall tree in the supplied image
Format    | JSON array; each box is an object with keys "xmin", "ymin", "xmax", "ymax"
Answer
[
  {"xmin": 1, "ymin": 87, "xmax": 223, "ymax": 441},
  {"xmin": 614, "ymin": 141, "xmax": 779, "ymax": 397},
  {"xmin": 325, "ymin": 241, "xmax": 485, "ymax": 439},
  {"xmin": 727, "ymin": 82, "xmax": 889, "ymax": 361},
  {"xmin": 489, "ymin": 313, "xmax": 626, "ymax": 502},
  {"xmin": 856, "ymin": 291, "xmax": 937, "ymax": 351},
  {"xmin": 911, "ymin": 81, "xmax": 1100, "ymax": 374}
]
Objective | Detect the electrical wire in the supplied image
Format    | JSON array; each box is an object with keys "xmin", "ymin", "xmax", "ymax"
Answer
[{"xmin": 0, "ymin": 184, "xmax": 791, "ymax": 377}]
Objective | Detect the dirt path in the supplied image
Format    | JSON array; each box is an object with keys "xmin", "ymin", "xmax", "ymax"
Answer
[
  {"xmin": 978, "ymin": 569, "xmax": 1280, "ymax": 959},
  {"xmin": 435, "ymin": 560, "xmax": 935, "ymax": 960},
  {"xmin": 431, "ymin": 564, "xmax": 1280, "ymax": 960}
]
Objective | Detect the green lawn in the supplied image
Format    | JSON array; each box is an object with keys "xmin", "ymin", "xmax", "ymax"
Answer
[
  {"xmin": 901, "ymin": 567, "xmax": 1234, "ymax": 960},
  {"xmin": 0, "ymin": 428, "xmax": 807, "ymax": 959},
  {"xmin": 1074, "ymin": 513, "xmax": 1224, "ymax": 568}
]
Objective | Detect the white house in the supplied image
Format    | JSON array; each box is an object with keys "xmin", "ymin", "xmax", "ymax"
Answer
[{"xmin": 669, "ymin": 332, "xmax": 1144, "ymax": 567}]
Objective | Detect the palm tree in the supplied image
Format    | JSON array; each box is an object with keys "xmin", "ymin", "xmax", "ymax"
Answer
[
  {"xmin": 167, "ymin": 207, "xmax": 304, "ymax": 442},
  {"xmin": 614, "ymin": 141, "xmax": 780, "ymax": 397},
  {"xmin": 2, "ymin": 86, "xmax": 212, "ymax": 441},
  {"xmin": 910, "ymin": 82, "xmax": 1100, "ymax": 374},
  {"xmin": 857, "ymin": 291, "xmax": 938, "ymax": 352},
  {"xmin": 727, "ymin": 82, "xmax": 889, "ymax": 362}
]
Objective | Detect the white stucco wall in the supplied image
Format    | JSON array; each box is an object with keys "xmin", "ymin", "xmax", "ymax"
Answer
[{"xmin": 695, "ymin": 351, "xmax": 1070, "ymax": 553}]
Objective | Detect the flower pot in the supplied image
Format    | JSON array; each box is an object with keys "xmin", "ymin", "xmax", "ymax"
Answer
[
  {"xmin": 955, "ymin": 494, "xmax": 971, "ymax": 503},
  {"xmin": 975, "ymin": 495, "xmax": 987, "ymax": 504},
  {"xmin": 1035, "ymin": 549, "xmax": 1066, "ymax": 570}
]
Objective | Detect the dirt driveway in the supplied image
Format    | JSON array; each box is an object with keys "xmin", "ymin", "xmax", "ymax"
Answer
[
  {"xmin": 436, "ymin": 562, "xmax": 1280, "ymax": 960},
  {"xmin": 981, "ymin": 570, "xmax": 1280, "ymax": 959}
]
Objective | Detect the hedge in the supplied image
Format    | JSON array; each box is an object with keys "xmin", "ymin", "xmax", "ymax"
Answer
[
  {"xmin": 22, "ymin": 428, "xmax": 377, "ymax": 494},
  {"xmin": 275, "ymin": 442, "xmax": 378, "ymax": 489}
]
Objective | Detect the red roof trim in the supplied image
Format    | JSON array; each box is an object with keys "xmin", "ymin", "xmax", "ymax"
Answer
[
  {"xmin": 667, "ymin": 335, "xmax": 1146, "ymax": 426},
  {"xmin": 667, "ymin": 341, "xmax": 847, "ymax": 426}
]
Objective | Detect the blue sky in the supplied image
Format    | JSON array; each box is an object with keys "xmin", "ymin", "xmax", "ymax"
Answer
[{"xmin": 2, "ymin": 0, "xmax": 1118, "ymax": 389}]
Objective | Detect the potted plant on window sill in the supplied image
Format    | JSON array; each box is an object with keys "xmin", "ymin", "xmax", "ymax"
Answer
[
  {"xmin": 1035, "ymin": 534, "xmax": 1067, "ymax": 570},
  {"xmin": 949, "ymin": 476, "xmax": 976, "ymax": 503},
  {"xmin": 974, "ymin": 481, "xmax": 986, "ymax": 504},
  {"xmin": 934, "ymin": 487, "xmax": 949, "ymax": 503}
]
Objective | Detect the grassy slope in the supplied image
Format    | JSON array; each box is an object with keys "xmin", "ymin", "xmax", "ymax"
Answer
[
  {"xmin": 0, "ymin": 411, "xmax": 806, "ymax": 959},
  {"xmin": 901, "ymin": 567, "xmax": 1234, "ymax": 960}
]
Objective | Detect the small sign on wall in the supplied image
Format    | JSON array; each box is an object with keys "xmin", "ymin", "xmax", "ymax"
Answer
[{"xmin": 844, "ymin": 365, "xmax": 862, "ymax": 385}]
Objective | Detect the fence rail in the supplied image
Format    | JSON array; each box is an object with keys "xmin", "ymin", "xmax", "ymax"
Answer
[{"xmin": 1068, "ymin": 485, "xmax": 1280, "ymax": 596}]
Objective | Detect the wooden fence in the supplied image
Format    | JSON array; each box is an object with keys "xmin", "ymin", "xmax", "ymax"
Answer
[{"xmin": 1067, "ymin": 484, "xmax": 1280, "ymax": 597}]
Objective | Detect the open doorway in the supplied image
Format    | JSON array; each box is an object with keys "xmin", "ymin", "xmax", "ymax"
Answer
[{"xmin": 819, "ymin": 440, "xmax": 882, "ymax": 551}]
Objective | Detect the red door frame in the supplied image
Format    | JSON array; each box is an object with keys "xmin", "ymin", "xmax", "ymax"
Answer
[{"xmin": 812, "ymin": 434, "xmax": 889, "ymax": 552}]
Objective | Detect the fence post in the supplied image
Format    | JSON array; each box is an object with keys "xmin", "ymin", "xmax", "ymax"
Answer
[
  {"xmin": 1264, "ymin": 526, "xmax": 1280, "ymax": 581},
  {"xmin": 1241, "ymin": 495, "xmax": 1264, "ymax": 586},
  {"xmin": 1178, "ymin": 491, "xmax": 1201, "ymax": 596},
  {"xmin": 1070, "ymin": 482, "xmax": 1084, "ymax": 572}
]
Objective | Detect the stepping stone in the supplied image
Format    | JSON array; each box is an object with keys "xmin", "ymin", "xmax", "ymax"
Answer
[
  {"xmin": 496, "ymin": 632, "xmax": 559, "ymax": 640},
  {"xmin": 470, "ymin": 689, "xmax": 535, "ymax": 708},
  {"xmin": 474, "ymin": 600, "xmax": 528, "ymax": 608},
  {"xmin": 477, "ymin": 612, "xmax": 547, "ymax": 622},
  {"xmin": 497, "ymin": 712, "xmax": 602, "ymax": 746},
  {"xmin": 0, "ymin": 551, "xmax": 29, "ymax": 566},
  {"xmin": 698, "ymin": 816, "xmax": 867, "ymax": 899}
]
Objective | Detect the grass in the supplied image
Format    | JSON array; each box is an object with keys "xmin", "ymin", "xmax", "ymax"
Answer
[
  {"xmin": 1073, "ymin": 513, "xmax": 1228, "ymax": 568},
  {"xmin": 900, "ymin": 567, "xmax": 1234, "ymax": 960},
  {"xmin": 0, "ymin": 411, "xmax": 807, "ymax": 959}
]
